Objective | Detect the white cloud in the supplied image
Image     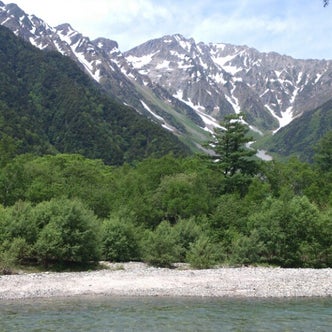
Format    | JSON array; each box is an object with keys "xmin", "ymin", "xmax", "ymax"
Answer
[{"xmin": 9, "ymin": 0, "xmax": 332, "ymax": 59}]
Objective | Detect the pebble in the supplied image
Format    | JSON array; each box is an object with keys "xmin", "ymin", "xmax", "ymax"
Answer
[{"xmin": 0, "ymin": 263, "xmax": 331, "ymax": 300}]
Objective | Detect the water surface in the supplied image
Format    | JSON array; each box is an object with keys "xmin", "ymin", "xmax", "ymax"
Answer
[{"xmin": 1, "ymin": 296, "xmax": 331, "ymax": 331}]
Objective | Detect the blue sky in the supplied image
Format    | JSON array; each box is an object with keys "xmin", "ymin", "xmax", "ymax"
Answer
[{"xmin": 11, "ymin": 0, "xmax": 332, "ymax": 59}]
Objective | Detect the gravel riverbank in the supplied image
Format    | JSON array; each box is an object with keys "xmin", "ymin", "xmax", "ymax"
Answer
[{"xmin": 0, "ymin": 263, "xmax": 331, "ymax": 300}]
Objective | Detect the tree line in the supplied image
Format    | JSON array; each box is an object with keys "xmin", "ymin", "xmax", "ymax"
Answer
[{"xmin": 0, "ymin": 114, "xmax": 331, "ymax": 273}]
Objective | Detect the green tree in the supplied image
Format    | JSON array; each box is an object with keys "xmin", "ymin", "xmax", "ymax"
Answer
[
  {"xmin": 314, "ymin": 131, "xmax": 332, "ymax": 172},
  {"xmin": 152, "ymin": 172, "xmax": 211, "ymax": 223},
  {"xmin": 101, "ymin": 216, "xmax": 140, "ymax": 262},
  {"xmin": 207, "ymin": 113, "xmax": 259, "ymax": 194},
  {"xmin": 141, "ymin": 221, "xmax": 181, "ymax": 267},
  {"xmin": 248, "ymin": 196, "xmax": 321, "ymax": 267},
  {"xmin": 186, "ymin": 234, "xmax": 219, "ymax": 269},
  {"xmin": 33, "ymin": 198, "xmax": 101, "ymax": 265}
]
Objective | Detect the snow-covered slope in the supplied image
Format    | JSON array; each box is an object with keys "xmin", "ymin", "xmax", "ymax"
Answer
[
  {"xmin": 125, "ymin": 34, "xmax": 332, "ymax": 133},
  {"xmin": 0, "ymin": 1, "xmax": 201, "ymax": 140},
  {"xmin": 2, "ymin": 1, "xmax": 332, "ymax": 151}
]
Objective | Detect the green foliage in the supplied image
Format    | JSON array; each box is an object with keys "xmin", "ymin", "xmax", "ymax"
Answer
[
  {"xmin": 172, "ymin": 217, "xmax": 205, "ymax": 261},
  {"xmin": 33, "ymin": 198, "xmax": 101, "ymax": 264},
  {"xmin": 210, "ymin": 194, "xmax": 253, "ymax": 238},
  {"xmin": 0, "ymin": 250, "xmax": 15, "ymax": 275},
  {"xmin": 153, "ymin": 172, "xmax": 211, "ymax": 222},
  {"xmin": 2, "ymin": 201, "xmax": 37, "ymax": 245},
  {"xmin": 0, "ymin": 26, "xmax": 190, "ymax": 166},
  {"xmin": 208, "ymin": 113, "xmax": 258, "ymax": 177},
  {"xmin": 314, "ymin": 130, "xmax": 332, "ymax": 172},
  {"xmin": 228, "ymin": 230, "xmax": 266, "ymax": 266},
  {"xmin": 313, "ymin": 207, "xmax": 332, "ymax": 267},
  {"xmin": 0, "ymin": 237, "xmax": 31, "ymax": 267},
  {"xmin": 247, "ymin": 196, "xmax": 321, "ymax": 267},
  {"xmin": 186, "ymin": 234, "xmax": 219, "ymax": 269},
  {"xmin": 101, "ymin": 216, "xmax": 140, "ymax": 262},
  {"xmin": 0, "ymin": 142, "xmax": 331, "ymax": 270},
  {"xmin": 206, "ymin": 113, "xmax": 260, "ymax": 195},
  {"xmin": 0, "ymin": 154, "xmax": 115, "ymax": 218},
  {"xmin": 141, "ymin": 221, "xmax": 181, "ymax": 267}
]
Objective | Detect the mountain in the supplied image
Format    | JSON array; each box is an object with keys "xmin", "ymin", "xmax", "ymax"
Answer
[
  {"xmin": 124, "ymin": 34, "xmax": 332, "ymax": 133},
  {"xmin": 1, "ymin": 1, "xmax": 332, "ymax": 154},
  {"xmin": 261, "ymin": 99, "xmax": 332, "ymax": 162},
  {"xmin": 0, "ymin": 1, "xmax": 206, "ymax": 151},
  {"xmin": 0, "ymin": 25, "xmax": 189, "ymax": 164}
]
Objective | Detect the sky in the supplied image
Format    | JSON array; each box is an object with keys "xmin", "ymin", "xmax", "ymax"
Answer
[{"xmin": 8, "ymin": 0, "xmax": 332, "ymax": 60}]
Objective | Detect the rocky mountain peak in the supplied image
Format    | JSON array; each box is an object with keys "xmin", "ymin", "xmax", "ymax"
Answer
[
  {"xmin": 124, "ymin": 33, "xmax": 332, "ymax": 133},
  {"xmin": 93, "ymin": 37, "xmax": 119, "ymax": 53},
  {"xmin": 1, "ymin": 2, "xmax": 332, "ymax": 152}
]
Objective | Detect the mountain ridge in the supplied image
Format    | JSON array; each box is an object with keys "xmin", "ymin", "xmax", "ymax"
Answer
[
  {"xmin": 1, "ymin": 1, "xmax": 332, "ymax": 155},
  {"xmin": 0, "ymin": 24, "xmax": 189, "ymax": 164}
]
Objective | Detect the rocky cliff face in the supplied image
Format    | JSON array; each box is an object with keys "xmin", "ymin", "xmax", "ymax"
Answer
[
  {"xmin": 124, "ymin": 34, "xmax": 332, "ymax": 133},
  {"xmin": 1, "ymin": 1, "xmax": 332, "ymax": 150},
  {"xmin": 0, "ymin": 1, "xmax": 200, "ymax": 139}
]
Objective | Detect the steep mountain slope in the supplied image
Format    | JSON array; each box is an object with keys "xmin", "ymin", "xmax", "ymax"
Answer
[
  {"xmin": 125, "ymin": 34, "xmax": 332, "ymax": 134},
  {"xmin": 262, "ymin": 99, "xmax": 332, "ymax": 162},
  {"xmin": 0, "ymin": 1, "xmax": 205, "ymax": 150},
  {"xmin": 0, "ymin": 25, "xmax": 189, "ymax": 164},
  {"xmin": 2, "ymin": 1, "xmax": 332, "ymax": 155}
]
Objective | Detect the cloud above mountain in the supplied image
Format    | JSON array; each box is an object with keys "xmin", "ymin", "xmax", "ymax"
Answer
[{"xmin": 11, "ymin": 0, "xmax": 332, "ymax": 59}]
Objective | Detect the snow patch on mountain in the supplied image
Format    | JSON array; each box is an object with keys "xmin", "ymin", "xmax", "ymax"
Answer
[
  {"xmin": 173, "ymin": 90, "xmax": 220, "ymax": 132},
  {"xmin": 126, "ymin": 52, "xmax": 159, "ymax": 69},
  {"xmin": 140, "ymin": 100, "xmax": 175, "ymax": 132}
]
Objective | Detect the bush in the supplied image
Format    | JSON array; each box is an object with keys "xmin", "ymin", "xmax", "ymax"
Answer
[
  {"xmin": 228, "ymin": 230, "xmax": 266, "ymax": 266},
  {"xmin": 186, "ymin": 234, "xmax": 219, "ymax": 269},
  {"xmin": 248, "ymin": 196, "xmax": 321, "ymax": 267},
  {"xmin": 141, "ymin": 221, "xmax": 181, "ymax": 267},
  {"xmin": 33, "ymin": 198, "xmax": 101, "ymax": 265},
  {"xmin": 101, "ymin": 217, "xmax": 140, "ymax": 262},
  {"xmin": 0, "ymin": 250, "xmax": 14, "ymax": 275},
  {"xmin": 1, "ymin": 201, "xmax": 37, "ymax": 245},
  {"xmin": 172, "ymin": 217, "xmax": 206, "ymax": 261}
]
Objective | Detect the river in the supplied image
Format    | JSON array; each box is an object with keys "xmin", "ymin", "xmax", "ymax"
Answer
[{"xmin": 1, "ymin": 296, "xmax": 331, "ymax": 331}]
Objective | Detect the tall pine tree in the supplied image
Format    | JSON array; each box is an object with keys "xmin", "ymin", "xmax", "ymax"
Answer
[{"xmin": 207, "ymin": 113, "xmax": 259, "ymax": 195}]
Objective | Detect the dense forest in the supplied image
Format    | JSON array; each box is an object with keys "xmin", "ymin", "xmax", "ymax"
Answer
[
  {"xmin": 0, "ymin": 25, "xmax": 331, "ymax": 273},
  {"xmin": 261, "ymin": 99, "xmax": 332, "ymax": 162},
  {"xmin": 0, "ymin": 114, "xmax": 331, "ymax": 273},
  {"xmin": 0, "ymin": 26, "xmax": 189, "ymax": 165}
]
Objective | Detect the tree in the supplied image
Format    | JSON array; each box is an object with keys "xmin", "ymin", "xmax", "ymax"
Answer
[
  {"xmin": 314, "ymin": 131, "xmax": 332, "ymax": 172},
  {"xmin": 33, "ymin": 198, "xmax": 101, "ymax": 265},
  {"xmin": 206, "ymin": 113, "xmax": 259, "ymax": 194},
  {"xmin": 247, "ymin": 196, "xmax": 321, "ymax": 267},
  {"xmin": 141, "ymin": 221, "xmax": 181, "ymax": 267},
  {"xmin": 209, "ymin": 113, "xmax": 258, "ymax": 176},
  {"xmin": 101, "ymin": 216, "xmax": 140, "ymax": 262},
  {"xmin": 324, "ymin": 0, "xmax": 329, "ymax": 7}
]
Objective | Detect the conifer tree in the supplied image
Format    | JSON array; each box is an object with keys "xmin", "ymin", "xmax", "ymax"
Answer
[
  {"xmin": 207, "ymin": 113, "xmax": 259, "ymax": 194},
  {"xmin": 209, "ymin": 113, "xmax": 258, "ymax": 176}
]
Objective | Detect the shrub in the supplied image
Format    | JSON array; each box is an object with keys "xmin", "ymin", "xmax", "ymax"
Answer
[
  {"xmin": 101, "ymin": 217, "xmax": 140, "ymax": 262},
  {"xmin": 186, "ymin": 234, "xmax": 219, "ymax": 269},
  {"xmin": 248, "ymin": 196, "xmax": 321, "ymax": 267},
  {"xmin": 141, "ymin": 221, "xmax": 181, "ymax": 267},
  {"xmin": 33, "ymin": 198, "xmax": 101, "ymax": 265},
  {"xmin": 172, "ymin": 217, "xmax": 206, "ymax": 261}
]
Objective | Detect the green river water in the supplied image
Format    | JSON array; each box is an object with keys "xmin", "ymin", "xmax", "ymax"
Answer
[{"xmin": 0, "ymin": 296, "xmax": 331, "ymax": 331}]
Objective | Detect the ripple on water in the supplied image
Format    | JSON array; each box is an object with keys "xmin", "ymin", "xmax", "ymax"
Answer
[{"xmin": 0, "ymin": 296, "xmax": 331, "ymax": 332}]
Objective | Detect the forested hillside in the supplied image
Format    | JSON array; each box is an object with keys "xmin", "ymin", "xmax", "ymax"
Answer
[
  {"xmin": 0, "ymin": 24, "xmax": 331, "ymax": 274},
  {"xmin": 1, "ymin": 115, "xmax": 331, "ymax": 272},
  {"xmin": 262, "ymin": 99, "xmax": 332, "ymax": 162},
  {"xmin": 0, "ymin": 26, "xmax": 189, "ymax": 165}
]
